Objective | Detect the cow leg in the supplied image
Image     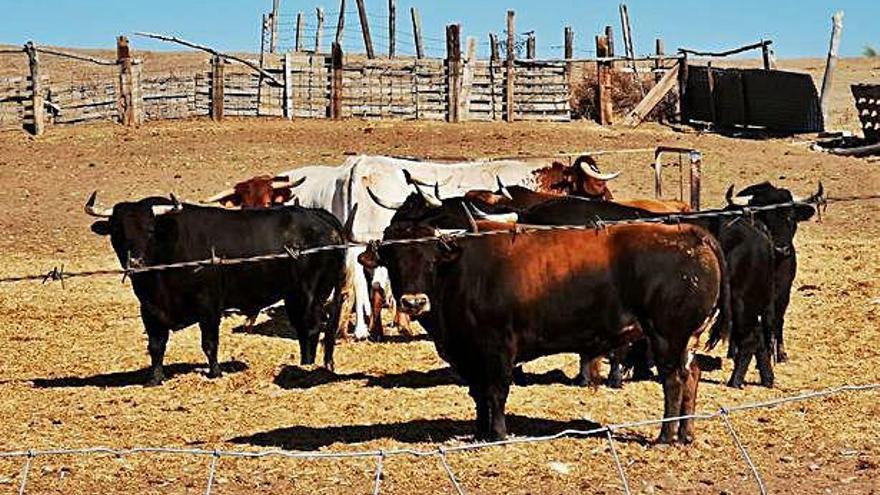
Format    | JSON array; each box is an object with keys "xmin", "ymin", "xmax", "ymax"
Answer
[
  {"xmin": 285, "ymin": 292, "xmax": 321, "ymax": 366},
  {"xmin": 574, "ymin": 355, "xmax": 602, "ymax": 387},
  {"xmin": 143, "ymin": 314, "xmax": 169, "ymax": 387},
  {"xmin": 486, "ymin": 380, "xmax": 510, "ymax": 441},
  {"xmin": 755, "ymin": 318, "xmax": 775, "ymax": 388},
  {"xmin": 322, "ymin": 284, "xmax": 344, "ymax": 373},
  {"xmin": 468, "ymin": 386, "xmax": 491, "ymax": 439},
  {"xmin": 657, "ymin": 362, "xmax": 686, "ymax": 444},
  {"xmin": 678, "ymin": 356, "xmax": 702, "ymax": 444},
  {"xmin": 773, "ymin": 287, "xmax": 792, "ymax": 363},
  {"xmin": 606, "ymin": 352, "xmax": 624, "ymax": 389},
  {"xmin": 199, "ymin": 314, "xmax": 223, "ymax": 379},
  {"xmin": 630, "ymin": 339, "xmax": 655, "ymax": 381}
]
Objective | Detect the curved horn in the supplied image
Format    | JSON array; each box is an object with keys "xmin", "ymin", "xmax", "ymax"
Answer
[
  {"xmin": 84, "ymin": 191, "xmax": 113, "ymax": 217},
  {"xmin": 461, "ymin": 203, "xmax": 479, "ymax": 233},
  {"xmin": 496, "ymin": 176, "xmax": 513, "ymax": 200},
  {"xmin": 412, "ymin": 181, "xmax": 443, "ymax": 208},
  {"xmin": 366, "ymin": 187, "xmax": 404, "ymax": 211},
  {"xmin": 203, "ymin": 188, "xmax": 237, "ymax": 204},
  {"xmin": 579, "ymin": 161, "xmax": 621, "ymax": 181},
  {"xmin": 725, "ymin": 185, "xmax": 735, "ymax": 205},
  {"xmin": 726, "ymin": 185, "xmax": 752, "ymax": 206},
  {"xmin": 152, "ymin": 194, "xmax": 184, "ymax": 216},
  {"xmin": 271, "ymin": 176, "xmax": 306, "ymax": 189},
  {"xmin": 434, "ymin": 182, "xmax": 441, "ymax": 200},
  {"xmin": 469, "ymin": 203, "xmax": 518, "ymax": 224}
]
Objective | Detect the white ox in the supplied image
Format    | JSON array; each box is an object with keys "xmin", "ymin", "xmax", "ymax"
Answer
[{"xmin": 274, "ymin": 155, "xmax": 552, "ymax": 339}]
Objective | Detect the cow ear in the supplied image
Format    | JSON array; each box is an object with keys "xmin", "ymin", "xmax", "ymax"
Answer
[
  {"xmin": 357, "ymin": 250, "xmax": 380, "ymax": 269},
  {"xmin": 794, "ymin": 204, "xmax": 816, "ymax": 222},
  {"xmin": 90, "ymin": 220, "xmax": 111, "ymax": 236}
]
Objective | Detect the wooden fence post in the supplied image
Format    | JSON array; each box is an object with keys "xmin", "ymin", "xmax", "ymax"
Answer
[
  {"xmin": 411, "ymin": 8, "xmax": 424, "ymax": 59},
  {"xmin": 315, "ymin": 7, "xmax": 325, "ymax": 53},
  {"xmin": 270, "ymin": 0, "xmax": 281, "ymax": 53},
  {"xmin": 331, "ymin": 42, "xmax": 344, "ymax": 119},
  {"xmin": 388, "ymin": 0, "xmax": 396, "ymax": 58},
  {"xmin": 761, "ymin": 40, "xmax": 772, "ymax": 70},
  {"xmin": 604, "ymin": 25, "xmax": 615, "ymax": 57},
  {"xmin": 706, "ymin": 61, "xmax": 716, "ymax": 124},
  {"xmin": 295, "ymin": 12, "xmax": 304, "ymax": 52},
  {"xmin": 446, "ymin": 24, "xmax": 462, "ymax": 123},
  {"xmin": 116, "ymin": 35, "xmax": 140, "ymax": 126},
  {"xmin": 505, "ymin": 10, "xmax": 516, "ymax": 123},
  {"xmin": 677, "ymin": 53, "xmax": 688, "ymax": 122},
  {"xmin": 564, "ymin": 27, "xmax": 574, "ymax": 90},
  {"xmin": 655, "ymin": 38, "xmax": 664, "ymax": 83},
  {"xmin": 489, "ymin": 32, "xmax": 500, "ymax": 62},
  {"xmin": 460, "ymin": 37, "xmax": 476, "ymax": 121},
  {"xmin": 820, "ymin": 11, "xmax": 843, "ymax": 128},
  {"xmin": 211, "ymin": 55, "xmax": 225, "ymax": 121},
  {"xmin": 335, "ymin": 0, "xmax": 346, "ymax": 45},
  {"xmin": 595, "ymin": 35, "xmax": 613, "ymax": 125},
  {"xmin": 24, "ymin": 42, "xmax": 44, "ymax": 136},
  {"xmin": 283, "ymin": 52, "xmax": 293, "ymax": 119},
  {"xmin": 356, "ymin": 0, "xmax": 375, "ymax": 59},
  {"xmin": 526, "ymin": 32, "xmax": 535, "ymax": 59}
]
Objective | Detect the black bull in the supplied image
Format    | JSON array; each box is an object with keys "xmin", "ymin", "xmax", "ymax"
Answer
[
  {"xmin": 86, "ymin": 193, "xmax": 352, "ymax": 386},
  {"xmin": 360, "ymin": 206, "xmax": 729, "ymax": 443}
]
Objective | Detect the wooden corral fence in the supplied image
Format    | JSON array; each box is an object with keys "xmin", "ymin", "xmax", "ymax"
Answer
[{"xmin": 0, "ymin": 7, "xmax": 686, "ymax": 135}]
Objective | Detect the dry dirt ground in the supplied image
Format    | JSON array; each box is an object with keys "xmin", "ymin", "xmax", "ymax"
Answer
[{"xmin": 0, "ymin": 56, "xmax": 878, "ymax": 495}]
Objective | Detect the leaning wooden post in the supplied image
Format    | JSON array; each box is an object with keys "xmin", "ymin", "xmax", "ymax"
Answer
[
  {"xmin": 411, "ymin": 8, "xmax": 424, "ymax": 59},
  {"xmin": 355, "ymin": 0, "xmax": 375, "ymax": 59},
  {"xmin": 24, "ymin": 42, "xmax": 44, "ymax": 136},
  {"xmin": 526, "ymin": 31, "xmax": 536, "ymax": 59},
  {"xmin": 595, "ymin": 35, "xmax": 613, "ymax": 125},
  {"xmin": 315, "ymin": 7, "xmax": 325, "ymax": 53},
  {"xmin": 116, "ymin": 35, "xmax": 140, "ymax": 126},
  {"xmin": 388, "ymin": 0, "xmax": 396, "ymax": 58},
  {"xmin": 446, "ymin": 24, "xmax": 462, "ymax": 123},
  {"xmin": 295, "ymin": 12, "xmax": 304, "ymax": 52},
  {"xmin": 330, "ymin": 42, "xmax": 344, "ymax": 119},
  {"xmin": 820, "ymin": 11, "xmax": 844, "ymax": 129},
  {"xmin": 335, "ymin": 0, "xmax": 346, "ymax": 45},
  {"xmin": 210, "ymin": 55, "xmax": 225, "ymax": 121},
  {"xmin": 505, "ymin": 10, "xmax": 516, "ymax": 123}
]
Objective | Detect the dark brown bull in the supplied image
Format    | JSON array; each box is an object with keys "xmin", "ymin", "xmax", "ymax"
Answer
[{"xmin": 361, "ymin": 197, "xmax": 729, "ymax": 443}]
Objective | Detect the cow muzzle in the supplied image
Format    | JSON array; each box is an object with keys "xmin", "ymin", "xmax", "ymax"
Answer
[{"xmin": 399, "ymin": 294, "xmax": 431, "ymax": 316}]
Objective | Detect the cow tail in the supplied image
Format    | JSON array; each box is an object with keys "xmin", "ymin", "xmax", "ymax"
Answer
[{"xmin": 706, "ymin": 235, "xmax": 731, "ymax": 351}]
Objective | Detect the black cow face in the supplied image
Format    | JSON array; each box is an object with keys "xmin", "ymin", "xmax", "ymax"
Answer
[
  {"xmin": 359, "ymin": 222, "xmax": 461, "ymax": 318},
  {"xmin": 87, "ymin": 196, "xmax": 182, "ymax": 268},
  {"xmin": 729, "ymin": 182, "xmax": 820, "ymax": 257}
]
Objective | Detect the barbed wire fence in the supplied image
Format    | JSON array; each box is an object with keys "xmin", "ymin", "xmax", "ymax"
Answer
[
  {"xmin": 3, "ymin": 194, "xmax": 877, "ymax": 287},
  {"xmin": 2, "ymin": 383, "xmax": 878, "ymax": 494},
  {"xmin": 2, "ymin": 194, "xmax": 879, "ymax": 493}
]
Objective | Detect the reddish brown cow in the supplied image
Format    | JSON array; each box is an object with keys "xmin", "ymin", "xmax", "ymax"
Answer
[{"xmin": 205, "ymin": 175, "xmax": 306, "ymax": 208}]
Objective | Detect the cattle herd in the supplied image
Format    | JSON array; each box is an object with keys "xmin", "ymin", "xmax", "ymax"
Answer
[{"xmin": 82, "ymin": 154, "xmax": 822, "ymax": 444}]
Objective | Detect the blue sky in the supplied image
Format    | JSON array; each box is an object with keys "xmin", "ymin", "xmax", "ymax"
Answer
[{"xmin": 1, "ymin": 1, "xmax": 877, "ymax": 59}]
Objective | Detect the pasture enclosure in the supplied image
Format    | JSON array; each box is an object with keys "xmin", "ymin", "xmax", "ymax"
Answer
[{"xmin": 0, "ymin": 118, "xmax": 878, "ymax": 493}]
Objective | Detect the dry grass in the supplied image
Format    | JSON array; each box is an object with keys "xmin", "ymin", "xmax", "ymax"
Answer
[{"xmin": 0, "ymin": 58, "xmax": 878, "ymax": 494}]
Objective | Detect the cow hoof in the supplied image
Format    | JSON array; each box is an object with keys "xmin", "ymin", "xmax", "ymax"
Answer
[
  {"xmin": 605, "ymin": 377, "xmax": 624, "ymax": 389},
  {"xmin": 324, "ymin": 361, "xmax": 336, "ymax": 373},
  {"xmin": 206, "ymin": 368, "xmax": 223, "ymax": 379},
  {"xmin": 144, "ymin": 377, "xmax": 164, "ymax": 387},
  {"xmin": 656, "ymin": 432, "xmax": 677, "ymax": 445},
  {"xmin": 572, "ymin": 374, "xmax": 589, "ymax": 387},
  {"xmin": 726, "ymin": 379, "xmax": 744, "ymax": 389},
  {"xmin": 677, "ymin": 432, "xmax": 695, "ymax": 445},
  {"xmin": 777, "ymin": 352, "xmax": 789, "ymax": 363},
  {"xmin": 760, "ymin": 379, "xmax": 775, "ymax": 388}
]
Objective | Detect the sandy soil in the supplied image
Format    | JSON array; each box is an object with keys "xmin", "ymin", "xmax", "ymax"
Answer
[{"xmin": 0, "ymin": 51, "xmax": 878, "ymax": 494}]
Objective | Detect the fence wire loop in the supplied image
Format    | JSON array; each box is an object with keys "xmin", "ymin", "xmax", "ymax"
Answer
[
  {"xmin": 283, "ymin": 245, "xmax": 301, "ymax": 260},
  {"xmin": 718, "ymin": 407, "xmax": 767, "ymax": 495},
  {"xmin": 604, "ymin": 427, "xmax": 632, "ymax": 495},
  {"xmin": 41, "ymin": 265, "xmax": 64, "ymax": 287},
  {"xmin": 372, "ymin": 450, "xmax": 386, "ymax": 495}
]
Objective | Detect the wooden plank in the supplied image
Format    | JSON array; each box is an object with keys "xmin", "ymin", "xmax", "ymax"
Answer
[
  {"xmin": 388, "ymin": 0, "xmax": 396, "ymax": 58},
  {"xmin": 211, "ymin": 55, "xmax": 224, "ymax": 121},
  {"xmin": 623, "ymin": 62, "xmax": 679, "ymax": 126},
  {"xmin": 461, "ymin": 37, "xmax": 476, "ymax": 120},
  {"xmin": 315, "ymin": 7, "xmax": 325, "ymax": 53},
  {"xmin": 446, "ymin": 24, "xmax": 461, "ymax": 123},
  {"xmin": 331, "ymin": 42, "xmax": 343, "ymax": 119},
  {"xmin": 283, "ymin": 52, "xmax": 293, "ymax": 119},
  {"xmin": 25, "ymin": 42, "xmax": 44, "ymax": 136},
  {"xmin": 295, "ymin": 12, "xmax": 304, "ymax": 51}
]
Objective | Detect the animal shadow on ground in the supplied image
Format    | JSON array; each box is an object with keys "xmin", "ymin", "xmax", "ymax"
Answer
[
  {"xmin": 275, "ymin": 366, "xmax": 586, "ymax": 390},
  {"xmin": 230, "ymin": 415, "xmax": 604, "ymax": 451},
  {"xmin": 31, "ymin": 361, "xmax": 248, "ymax": 388},
  {"xmin": 232, "ymin": 307, "xmax": 296, "ymax": 339}
]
